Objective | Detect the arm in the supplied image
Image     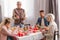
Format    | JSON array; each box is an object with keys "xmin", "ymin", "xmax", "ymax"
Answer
[
  {"xmin": 54, "ymin": 24, "xmax": 58, "ymax": 31},
  {"xmin": 12, "ymin": 9, "xmax": 19, "ymax": 20},
  {"xmin": 45, "ymin": 24, "xmax": 58, "ymax": 37},
  {"xmin": 48, "ymin": 25, "xmax": 55, "ymax": 36},
  {"xmin": 23, "ymin": 10, "xmax": 26, "ymax": 20},
  {"xmin": 1, "ymin": 26, "xmax": 14, "ymax": 36},
  {"xmin": 36, "ymin": 18, "xmax": 40, "ymax": 25},
  {"xmin": 12, "ymin": 9, "xmax": 16, "ymax": 19}
]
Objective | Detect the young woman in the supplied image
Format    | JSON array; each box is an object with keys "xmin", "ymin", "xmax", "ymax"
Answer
[
  {"xmin": 0, "ymin": 18, "xmax": 16, "ymax": 40},
  {"xmin": 45, "ymin": 14, "xmax": 58, "ymax": 40}
]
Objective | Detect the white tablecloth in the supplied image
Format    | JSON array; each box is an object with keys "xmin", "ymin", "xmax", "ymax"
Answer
[{"xmin": 16, "ymin": 32, "xmax": 44, "ymax": 40}]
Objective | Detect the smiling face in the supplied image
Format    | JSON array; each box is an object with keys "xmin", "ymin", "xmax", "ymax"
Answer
[{"xmin": 47, "ymin": 16, "xmax": 51, "ymax": 22}]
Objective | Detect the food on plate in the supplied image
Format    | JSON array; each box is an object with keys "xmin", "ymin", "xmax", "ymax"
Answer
[
  {"xmin": 17, "ymin": 32, "xmax": 24, "ymax": 37},
  {"xmin": 17, "ymin": 31, "xmax": 28, "ymax": 37},
  {"xmin": 29, "ymin": 26, "xmax": 32, "ymax": 29},
  {"xmin": 23, "ymin": 26, "xmax": 28, "ymax": 31},
  {"xmin": 33, "ymin": 25, "xmax": 39, "ymax": 30}
]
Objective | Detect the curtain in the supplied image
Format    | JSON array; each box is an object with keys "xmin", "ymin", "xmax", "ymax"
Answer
[
  {"xmin": 49, "ymin": 0, "xmax": 59, "ymax": 40},
  {"xmin": 49, "ymin": 0, "xmax": 59, "ymax": 27},
  {"xmin": 52, "ymin": 0, "xmax": 59, "ymax": 27},
  {"xmin": 49, "ymin": 0, "xmax": 53, "ymax": 13},
  {"xmin": 0, "ymin": 5, "xmax": 2, "ymax": 23}
]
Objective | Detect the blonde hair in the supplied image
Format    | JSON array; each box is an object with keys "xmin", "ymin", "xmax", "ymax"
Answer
[
  {"xmin": 0, "ymin": 18, "xmax": 11, "ymax": 31},
  {"xmin": 0, "ymin": 18, "xmax": 11, "ymax": 29},
  {"xmin": 46, "ymin": 14, "xmax": 55, "ymax": 21}
]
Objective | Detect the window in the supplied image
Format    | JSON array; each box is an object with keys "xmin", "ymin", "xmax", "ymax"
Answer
[{"xmin": 3, "ymin": 0, "xmax": 34, "ymax": 18}]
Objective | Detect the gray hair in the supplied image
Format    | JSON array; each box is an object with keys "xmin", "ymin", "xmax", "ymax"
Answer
[{"xmin": 17, "ymin": 1, "xmax": 21, "ymax": 4}]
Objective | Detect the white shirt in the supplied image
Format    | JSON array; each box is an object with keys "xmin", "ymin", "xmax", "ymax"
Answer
[{"xmin": 41, "ymin": 18, "xmax": 45, "ymax": 26}]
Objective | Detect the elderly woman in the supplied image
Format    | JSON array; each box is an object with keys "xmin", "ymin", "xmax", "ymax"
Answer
[
  {"xmin": 44, "ymin": 14, "xmax": 58, "ymax": 40},
  {"xmin": 0, "ymin": 18, "xmax": 16, "ymax": 40}
]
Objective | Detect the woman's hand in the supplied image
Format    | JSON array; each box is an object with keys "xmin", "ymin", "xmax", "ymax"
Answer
[{"xmin": 44, "ymin": 27, "xmax": 49, "ymax": 31}]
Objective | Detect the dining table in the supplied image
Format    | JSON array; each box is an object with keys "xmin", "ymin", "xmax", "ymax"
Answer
[{"xmin": 16, "ymin": 32, "xmax": 44, "ymax": 40}]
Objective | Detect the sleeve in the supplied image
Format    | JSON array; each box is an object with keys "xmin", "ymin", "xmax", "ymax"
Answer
[
  {"xmin": 36, "ymin": 18, "xmax": 39, "ymax": 25},
  {"xmin": 49, "ymin": 24, "xmax": 58, "ymax": 36},
  {"xmin": 12, "ymin": 9, "xmax": 17, "ymax": 19},
  {"xmin": 46, "ymin": 21, "xmax": 49, "ymax": 26},
  {"xmin": 12, "ymin": 9, "xmax": 15, "ymax": 19},
  {"xmin": 54, "ymin": 24, "xmax": 58, "ymax": 31},
  {"xmin": 1, "ymin": 26, "xmax": 13, "ymax": 36},
  {"xmin": 48, "ymin": 25, "xmax": 54, "ymax": 36},
  {"xmin": 23, "ymin": 9, "xmax": 25, "ymax": 17},
  {"xmin": 45, "ymin": 18, "xmax": 49, "ymax": 26},
  {"xmin": 22, "ymin": 9, "xmax": 26, "ymax": 20}
]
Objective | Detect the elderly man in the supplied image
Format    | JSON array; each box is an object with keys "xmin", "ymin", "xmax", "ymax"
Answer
[{"xmin": 13, "ymin": 1, "xmax": 25, "ymax": 27}]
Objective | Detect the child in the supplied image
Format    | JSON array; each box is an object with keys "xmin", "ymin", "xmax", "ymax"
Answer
[{"xmin": 0, "ymin": 18, "xmax": 16, "ymax": 40}]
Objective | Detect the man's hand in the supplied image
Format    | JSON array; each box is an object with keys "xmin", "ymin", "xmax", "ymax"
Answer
[
  {"xmin": 23, "ymin": 17, "xmax": 26, "ymax": 20},
  {"xmin": 16, "ymin": 15, "xmax": 20, "ymax": 19}
]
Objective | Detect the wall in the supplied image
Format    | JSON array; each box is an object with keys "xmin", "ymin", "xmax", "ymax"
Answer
[
  {"xmin": 58, "ymin": 0, "xmax": 60, "ymax": 35},
  {"xmin": 1, "ymin": 0, "xmax": 47, "ymax": 25},
  {"xmin": 2, "ymin": 0, "xmax": 35, "ymax": 25},
  {"xmin": 0, "ymin": 0, "xmax": 4, "ymax": 19},
  {"xmin": 34, "ymin": 0, "xmax": 48, "ymax": 25}
]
